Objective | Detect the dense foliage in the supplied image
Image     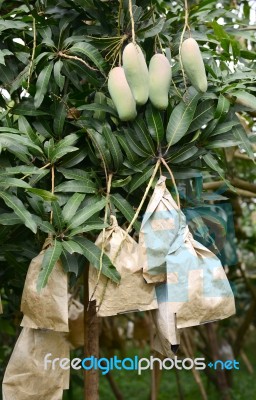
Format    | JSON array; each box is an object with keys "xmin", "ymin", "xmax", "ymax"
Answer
[{"xmin": 0, "ymin": 0, "xmax": 255, "ymax": 398}]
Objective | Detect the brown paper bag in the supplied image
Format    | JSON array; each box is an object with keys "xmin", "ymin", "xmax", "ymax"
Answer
[
  {"xmin": 20, "ymin": 241, "xmax": 69, "ymax": 332},
  {"xmin": 151, "ymin": 305, "xmax": 180, "ymax": 357},
  {"xmin": 140, "ymin": 176, "xmax": 235, "ymax": 330},
  {"xmin": 2, "ymin": 327, "xmax": 70, "ymax": 400},
  {"xmin": 66, "ymin": 296, "xmax": 84, "ymax": 349},
  {"xmin": 89, "ymin": 216, "xmax": 158, "ymax": 316}
]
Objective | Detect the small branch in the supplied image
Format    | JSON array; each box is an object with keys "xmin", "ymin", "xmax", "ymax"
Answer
[
  {"xmin": 183, "ymin": 332, "xmax": 208, "ymax": 400},
  {"xmin": 161, "ymin": 157, "xmax": 180, "ymax": 209},
  {"xmin": 58, "ymin": 51, "xmax": 99, "ymax": 72},
  {"xmin": 27, "ymin": 17, "xmax": 36, "ymax": 90},
  {"xmin": 128, "ymin": 0, "xmax": 136, "ymax": 43},
  {"xmin": 97, "ymin": 159, "xmax": 161, "ymax": 312},
  {"xmin": 21, "ymin": 162, "xmax": 51, "ymax": 181},
  {"xmin": 234, "ymin": 151, "xmax": 254, "ymax": 161},
  {"xmin": 205, "ymin": 324, "xmax": 231, "ymax": 400},
  {"xmin": 240, "ymin": 350, "xmax": 254, "ymax": 374},
  {"xmin": 233, "ymin": 299, "xmax": 256, "ymax": 358},
  {"xmin": 118, "ymin": 0, "xmax": 123, "ymax": 65},
  {"xmin": 171, "ymin": 79, "xmax": 183, "ymax": 99},
  {"xmin": 125, "ymin": 159, "xmax": 161, "ymax": 235},
  {"xmin": 231, "ymin": 178, "xmax": 256, "ymax": 193},
  {"xmin": 179, "ymin": 0, "xmax": 190, "ymax": 91},
  {"xmin": 203, "ymin": 179, "xmax": 256, "ymax": 197},
  {"xmin": 89, "ymin": 173, "xmax": 113, "ymax": 305},
  {"xmin": 50, "ymin": 165, "xmax": 55, "ymax": 225}
]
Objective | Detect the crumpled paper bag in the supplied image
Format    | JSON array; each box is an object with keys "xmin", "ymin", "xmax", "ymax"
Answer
[
  {"xmin": 66, "ymin": 295, "xmax": 84, "ymax": 349},
  {"xmin": 89, "ymin": 216, "xmax": 158, "ymax": 316},
  {"xmin": 20, "ymin": 240, "xmax": 69, "ymax": 332},
  {"xmin": 140, "ymin": 176, "xmax": 235, "ymax": 354},
  {"xmin": 151, "ymin": 304, "xmax": 181, "ymax": 358},
  {"xmin": 2, "ymin": 327, "xmax": 70, "ymax": 400}
]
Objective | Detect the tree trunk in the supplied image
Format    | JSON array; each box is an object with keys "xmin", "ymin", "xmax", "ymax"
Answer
[
  {"xmin": 205, "ymin": 324, "xmax": 231, "ymax": 400},
  {"xmin": 84, "ymin": 265, "xmax": 99, "ymax": 400}
]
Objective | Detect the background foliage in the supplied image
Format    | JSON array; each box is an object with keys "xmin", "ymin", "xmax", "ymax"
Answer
[{"xmin": 0, "ymin": 0, "xmax": 256, "ymax": 399}]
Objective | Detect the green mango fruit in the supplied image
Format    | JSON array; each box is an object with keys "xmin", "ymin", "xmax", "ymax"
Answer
[
  {"xmin": 149, "ymin": 53, "xmax": 172, "ymax": 110},
  {"xmin": 122, "ymin": 42, "xmax": 149, "ymax": 106},
  {"xmin": 108, "ymin": 66, "xmax": 137, "ymax": 121},
  {"xmin": 181, "ymin": 38, "xmax": 208, "ymax": 93}
]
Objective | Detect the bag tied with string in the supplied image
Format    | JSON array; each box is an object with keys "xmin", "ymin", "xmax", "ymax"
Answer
[
  {"xmin": 139, "ymin": 176, "xmax": 235, "ymax": 355},
  {"xmin": 66, "ymin": 295, "xmax": 84, "ymax": 349},
  {"xmin": 20, "ymin": 238, "xmax": 69, "ymax": 332},
  {"xmin": 89, "ymin": 216, "xmax": 158, "ymax": 316},
  {"xmin": 2, "ymin": 327, "xmax": 70, "ymax": 400}
]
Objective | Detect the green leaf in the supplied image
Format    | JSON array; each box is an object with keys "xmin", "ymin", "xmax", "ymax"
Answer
[
  {"xmin": 187, "ymin": 100, "xmax": 215, "ymax": 133},
  {"xmin": 0, "ymin": 49, "xmax": 12, "ymax": 65},
  {"xmin": 210, "ymin": 120, "xmax": 240, "ymax": 136},
  {"xmin": 214, "ymin": 94, "xmax": 230, "ymax": 119},
  {"xmin": 11, "ymin": 101, "xmax": 50, "ymax": 116},
  {"xmin": 231, "ymin": 91, "xmax": 256, "ymax": 110},
  {"xmin": 60, "ymin": 148, "xmax": 87, "ymax": 168},
  {"xmin": 145, "ymin": 104, "xmax": 164, "ymax": 145},
  {"xmin": 26, "ymin": 188, "xmax": 57, "ymax": 201},
  {"xmin": 18, "ymin": 116, "xmax": 42, "ymax": 147},
  {"xmin": 233, "ymin": 125, "xmax": 255, "ymax": 161},
  {"xmin": 123, "ymin": 128, "xmax": 151, "ymax": 157},
  {"xmin": 55, "ymin": 179, "xmax": 97, "ymax": 193},
  {"xmin": 32, "ymin": 215, "xmax": 56, "ymax": 234},
  {"xmin": 94, "ymin": 92, "xmax": 107, "ymax": 120},
  {"xmin": 3, "ymin": 166, "xmax": 43, "ymax": 176},
  {"xmin": 34, "ymin": 62, "xmax": 53, "ymax": 108},
  {"xmin": 53, "ymin": 101, "xmax": 67, "ymax": 137},
  {"xmin": 111, "ymin": 193, "xmax": 141, "ymax": 232},
  {"xmin": 0, "ymin": 131, "xmax": 42, "ymax": 155},
  {"xmin": 87, "ymin": 129, "xmax": 113, "ymax": 169},
  {"xmin": 203, "ymin": 153, "xmax": 234, "ymax": 190},
  {"xmin": 68, "ymin": 42, "xmax": 106, "ymax": 74},
  {"xmin": 206, "ymin": 139, "xmax": 240, "ymax": 148},
  {"xmin": 54, "ymin": 60, "xmax": 65, "ymax": 91},
  {"xmin": 167, "ymin": 145, "xmax": 198, "ymax": 164},
  {"xmin": 29, "ymin": 170, "xmax": 50, "ymax": 186},
  {"xmin": 58, "ymin": 167, "xmax": 90, "ymax": 181},
  {"xmin": 137, "ymin": 17, "xmax": 165, "ymax": 39},
  {"xmin": 78, "ymin": 103, "xmax": 117, "ymax": 117},
  {"xmin": 69, "ymin": 222, "xmax": 108, "ymax": 237},
  {"xmin": 67, "ymin": 197, "xmax": 106, "ymax": 230},
  {"xmin": 51, "ymin": 146, "xmax": 78, "ymax": 163},
  {"xmin": 54, "ymin": 133, "xmax": 79, "ymax": 148},
  {"xmin": 0, "ymin": 213, "xmax": 22, "ymax": 225},
  {"xmin": 64, "ymin": 59, "xmax": 99, "ymax": 87},
  {"xmin": 0, "ymin": 191, "xmax": 37, "ymax": 233},
  {"xmin": 166, "ymin": 89, "xmax": 201, "ymax": 147},
  {"xmin": 112, "ymin": 176, "xmax": 132, "ymax": 188},
  {"xmin": 60, "ymin": 250, "xmax": 79, "ymax": 276},
  {"xmin": 117, "ymin": 135, "xmax": 139, "ymax": 163},
  {"xmin": 0, "ymin": 177, "xmax": 31, "ymax": 189},
  {"xmin": 0, "ymin": 133, "xmax": 29, "ymax": 158},
  {"xmin": 129, "ymin": 166, "xmax": 154, "ymax": 193},
  {"xmin": 52, "ymin": 201, "xmax": 65, "ymax": 231},
  {"xmin": 133, "ymin": 115, "xmax": 156, "ymax": 153},
  {"xmin": 62, "ymin": 193, "xmax": 85, "ymax": 222},
  {"xmin": 102, "ymin": 124, "xmax": 123, "ymax": 171},
  {"xmin": 10, "ymin": 64, "xmax": 30, "ymax": 94},
  {"xmin": 73, "ymin": 237, "xmax": 120, "ymax": 283},
  {"xmin": 36, "ymin": 240, "xmax": 63, "ymax": 291},
  {"xmin": 62, "ymin": 240, "xmax": 84, "ymax": 255}
]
